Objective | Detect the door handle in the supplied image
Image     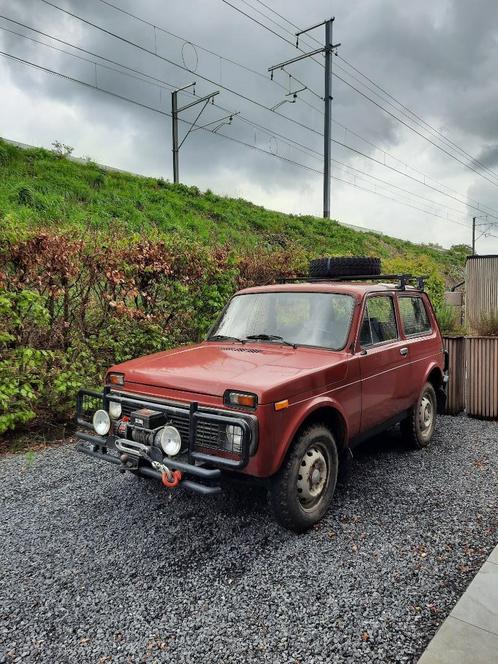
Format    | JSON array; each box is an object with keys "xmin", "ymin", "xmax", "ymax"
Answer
[{"xmin": 400, "ymin": 347, "xmax": 409, "ymax": 356}]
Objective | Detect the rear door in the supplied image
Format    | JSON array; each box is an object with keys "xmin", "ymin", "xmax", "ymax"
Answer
[
  {"xmin": 358, "ymin": 294, "xmax": 413, "ymax": 432},
  {"xmin": 396, "ymin": 293, "xmax": 441, "ymax": 402}
]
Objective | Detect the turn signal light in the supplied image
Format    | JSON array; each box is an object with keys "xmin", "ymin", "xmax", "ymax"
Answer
[
  {"xmin": 224, "ymin": 390, "xmax": 258, "ymax": 409},
  {"xmin": 274, "ymin": 399, "xmax": 289, "ymax": 411},
  {"xmin": 107, "ymin": 372, "xmax": 125, "ymax": 386}
]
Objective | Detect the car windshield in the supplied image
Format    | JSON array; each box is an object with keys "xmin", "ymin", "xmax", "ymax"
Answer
[{"xmin": 209, "ymin": 291, "xmax": 355, "ymax": 350}]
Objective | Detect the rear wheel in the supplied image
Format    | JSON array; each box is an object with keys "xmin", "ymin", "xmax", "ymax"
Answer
[
  {"xmin": 401, "ymin": 382, "xmax": 437, "ymax": 448},
  {"xmin": 269, "ymin": 424, "xmax": 338, "ymax": 532}
]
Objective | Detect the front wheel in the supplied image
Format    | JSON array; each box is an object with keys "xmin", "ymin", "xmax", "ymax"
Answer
[
  {"xmin": 401, "ymin": 382, "xmax": 437, "ymax": 448},
  {"xmin": 268, "ymin": 424, "xmax": 338, "ymax": 532}
]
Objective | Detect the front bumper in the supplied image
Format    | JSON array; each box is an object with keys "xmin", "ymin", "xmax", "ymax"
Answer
[{"xmin": 76, "ymin": 389, "xmax": 258, "ymax": 495}]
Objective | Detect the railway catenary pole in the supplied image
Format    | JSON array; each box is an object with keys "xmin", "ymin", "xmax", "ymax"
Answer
[
  {"xmin": 171, "ymin": 82, "xmax": 219, "ymax": 183},
  {"xmin": 268, "ymin": 18, "xmax": 340, "ymax": 219}
]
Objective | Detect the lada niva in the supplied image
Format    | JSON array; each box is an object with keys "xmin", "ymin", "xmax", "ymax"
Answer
[{"xmin": 76, "ymin": 258, "xmax": 448, "ymax": 531}]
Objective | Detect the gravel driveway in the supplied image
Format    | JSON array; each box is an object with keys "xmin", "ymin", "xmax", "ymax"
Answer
[{"xmin": 1, "ymin": 415, "xmax": 497, "ymax": 664}]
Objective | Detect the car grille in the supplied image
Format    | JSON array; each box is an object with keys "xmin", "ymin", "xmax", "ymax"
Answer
[{"xmin": 120, "ymin": 400, "xmax": 227, "ymax": 452}]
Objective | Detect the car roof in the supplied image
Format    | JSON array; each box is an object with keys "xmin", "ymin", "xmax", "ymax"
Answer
[{"xmin": 237, "ymin": 282, "xmax": 421, "ymax": 297}]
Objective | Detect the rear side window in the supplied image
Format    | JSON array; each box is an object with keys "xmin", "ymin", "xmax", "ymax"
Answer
[
  {"xmin": 360, "ymin": 296, "xmax": 398, "ymax": 346},
  {"xmin": 398, "ymin": 297, "xmax": 431, "ymax": 336}
]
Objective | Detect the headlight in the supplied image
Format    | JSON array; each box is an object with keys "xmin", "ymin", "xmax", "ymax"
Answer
[
  {"xmin": 158, "ymin": 426, "xmax": 182, "ymax": 456},
  {"xmin": 109, "ymin": 401, "xmax": 122, "ymax": 419},
  {"xmin": 226, "ymin": 424, "xmax": 243, "ymax": 454},
  {"xmin": 93, "ymin": 409, "xmax": 111, "ymax": 436}
]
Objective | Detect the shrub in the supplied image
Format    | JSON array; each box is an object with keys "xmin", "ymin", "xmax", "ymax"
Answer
[
  {"xmin": 0, "ymin": 231, "xmax": 303, "ymax": 434},
  {"xmin": 474, "ymin": 310, "xmax": 498, "ymax": 336},
  {"xmin": 434, "ymin": 303, "xmax": 464, "ymax": 335},
  {"xmin": 51, "ymin": 141, "xmax": 74, "ymax": 158}
]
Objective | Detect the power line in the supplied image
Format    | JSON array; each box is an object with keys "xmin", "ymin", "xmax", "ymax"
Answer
[
  {"xmin": 36, "ymin": 0, "xmax": 498, "ymax": 217},
  {"xmin": 331, "ymin": 70, "xmax": 498, "ymax": 188},
  {"xmin": 37, "ymin": 0, "xmax": 333, "ymax": 144},
  {"xmin": 224, "ymin": 0, "xmax": 498, "ymax": 189},
  {"xmin": 4, "ymin": 47, "xmax": 494, "ymax": 238},
  {"xmin": 0, "ymin": 25, "xmax": 474, "ymax": 222},
  {"xmin": 95, "ymin": 0, "xmax": 324, "ymax": 110},
  {"xmin": 336, "ymin": 54, "xmax": 498, "ymax": 181},
  {"xmin": 0, "ymin": 20, "xmax": 321, "ymax": 164},
  {"xmin": 16, "ymin": 4, "xmax": 498, "ymax": 219},
  {"xmin": 216, "ymin": 2, "xmax": 498, "ymax": 215},
  {"xmin": 250, "ymin": 0, "xmax": 498, "ymax": 182},
  {"xmin": 0, "ymin": 24, "xmax": 173, "ymax": 92},
  {"xmin": 4, "ymin": 14, "xmax": 498, "ymax": 223}
]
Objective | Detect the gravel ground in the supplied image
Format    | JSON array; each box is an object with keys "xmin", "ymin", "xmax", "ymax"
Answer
[{"xmin": 1, "ymin": 415, "xmax": 497, "ymax": 664}]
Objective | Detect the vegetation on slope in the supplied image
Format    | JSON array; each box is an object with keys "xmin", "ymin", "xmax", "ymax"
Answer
[{"xmin": 0, "ymin": 139, "xmax": 469, "ymax": 436}]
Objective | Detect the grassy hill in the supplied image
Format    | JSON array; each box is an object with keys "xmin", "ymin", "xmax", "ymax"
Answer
[{"xmin": 0, "ymin": 138, "xmax": 468, "ymax": 282}]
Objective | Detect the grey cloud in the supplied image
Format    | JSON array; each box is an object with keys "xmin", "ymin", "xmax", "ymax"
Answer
[{"xmin": 0, "ymin": 0, "xmax": 497, "ymax": 251}]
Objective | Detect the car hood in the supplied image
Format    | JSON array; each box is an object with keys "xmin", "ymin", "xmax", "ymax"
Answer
[{"xmin": 110, "ymin": 342, "xmax": 348, "ymax": 404}]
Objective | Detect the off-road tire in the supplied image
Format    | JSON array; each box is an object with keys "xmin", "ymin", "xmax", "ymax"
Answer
[
  {"xmin": 401, "ymin": 382, "xmax": 437, "ymax": 449},
  {"xmin": 309, "ymin": 256, "xmax": 381, "ymax": 278},
  {"xmin": 268, "ymin": 424, "xmax": 338, "ymax": 532}
]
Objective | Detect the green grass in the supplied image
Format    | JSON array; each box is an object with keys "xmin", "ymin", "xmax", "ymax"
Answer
[{"xmin": 0, "ymin": 138, "xmax": 469, "ymax": 283}]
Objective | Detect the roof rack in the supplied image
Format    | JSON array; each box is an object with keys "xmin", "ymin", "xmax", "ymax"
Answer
[{"xmin": 277, "ymin": 274, "xmax": 428, "ymax": 291}]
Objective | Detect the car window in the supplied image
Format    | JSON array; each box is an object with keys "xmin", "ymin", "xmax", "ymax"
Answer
[
  {"xmin": 398, "ymin": 296, "xmax": 431, "ymax": 335},
  {"xmin": 360, "ymin": 296, "xmax": 398, "ymax": 346},
  {"xmin": 210, "ymin": 291, "xmax": 355, "ymax": 350}
]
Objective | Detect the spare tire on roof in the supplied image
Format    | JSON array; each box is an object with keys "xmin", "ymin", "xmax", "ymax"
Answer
[{"xmin": 309, "ymin": 256, "xmax": 381, "ymax": 278}]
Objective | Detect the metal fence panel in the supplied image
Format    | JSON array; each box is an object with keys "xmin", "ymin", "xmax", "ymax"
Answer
[
  {"xmin": 443, "ymin": 336, "xmax": 466, "ymax": 415},
  {"xmin": 466, "ymin": 256, "xmax": 498, "ymax": 327},
  {"xmin": 465, "ymin": 337, "xmax": 498, "ymax": 419}
]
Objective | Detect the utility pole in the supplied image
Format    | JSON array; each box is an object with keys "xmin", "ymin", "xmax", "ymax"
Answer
[
  {"xmin": 323, "ymin": 19, "xmax": 333, "ymax": 219},
  {"xmin": 171, "ymin": 83, "xmax": 219, "ymax": 183},
  {"xmin": 472, "ymin": 216, "xmax": 476, "ymax": 255},
  {"xmin": 268, "ymin": 18, "xmax": 340, "ymax": 219}
]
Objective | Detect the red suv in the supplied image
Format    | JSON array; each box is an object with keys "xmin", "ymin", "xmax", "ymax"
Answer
[{"xmin": 76, "ymin": 258, "xmax": 448, "ymax": 532}]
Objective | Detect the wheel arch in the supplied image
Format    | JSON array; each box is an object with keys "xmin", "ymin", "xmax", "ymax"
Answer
[
  {"xmin": 424, "ymin": 363, "xmax": 446, "ymax": 414},
  {"xmin": 286, "ymin": 401, "xmax": 349, "ymax": 457},
  {"xmin": 426, "ymin": 364, "xmax": 443, "ymax": 388}
]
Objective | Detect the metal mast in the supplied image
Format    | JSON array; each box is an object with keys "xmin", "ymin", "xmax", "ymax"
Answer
[
  {"xmin": 171, "ymin": 83, "xmax": 219, "ymax": 183},
  {"xmin": 268, "ymin": 18, "xmax": 340, "ymax": 219}
]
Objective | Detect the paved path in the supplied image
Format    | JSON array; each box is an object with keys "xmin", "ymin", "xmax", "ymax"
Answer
[{"xmin": 418, "ymin": 544, "xmax": 498, "ymax": 663}]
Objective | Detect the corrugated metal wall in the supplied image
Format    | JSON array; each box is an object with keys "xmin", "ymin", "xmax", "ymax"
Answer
[
  {"xmin": 466, "ymin": 337, "xmax": 498, "ymax": 419},
  {"xmin": 443, "ymin": 337, "xmax": 466, "ymax": 415},
  {"xmin": 466, "ymin": 256, "xmax": 498, "ymax": 326}
]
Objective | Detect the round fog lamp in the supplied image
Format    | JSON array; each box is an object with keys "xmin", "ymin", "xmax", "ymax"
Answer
[
  {"xmin": 93, "ymin": 409, "xmax": 111, "ymax": 436},
  {"xmin": 159, "ymin": 426, "xmax": 182, "ymax": 456},
  {"xmin": 108, "ymin": 401, "xmax": 122, "ymax": 419},
  {"xmin": 226, "ymin": 424, "xmax": 243, "ymax": 454}
]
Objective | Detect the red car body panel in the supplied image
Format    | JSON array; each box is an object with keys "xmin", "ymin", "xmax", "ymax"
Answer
[{"xmin": 106, "ymin": 283, "xmax": 445, "ymax": 479}]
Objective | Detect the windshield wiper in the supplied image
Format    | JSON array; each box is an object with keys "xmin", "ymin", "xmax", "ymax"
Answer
[
  {"xmin": 245, "ymin": 334, "xmax": 297, "ymax": 349},
  {"xmin": 208, "ymin": 334, "xmax": 246, "ymax": 344}
]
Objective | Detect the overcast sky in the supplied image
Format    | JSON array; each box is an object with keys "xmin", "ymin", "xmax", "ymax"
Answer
[{"xmin": 1, "ymin": 0, "xmax": 498, "ymax": 252}]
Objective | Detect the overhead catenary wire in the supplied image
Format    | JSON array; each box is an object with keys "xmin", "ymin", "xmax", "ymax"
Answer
[
  {"xmin": 223, "ymin": 0, "xmax": 498, "ymax": 189},
  {"xmin": 246, "ymin": 0, "xmax": 498, "ymax": 182},
  {"xmin": 4, "ymin": 12, "xmax": 498, "ymax": 223},
  {"xmin": 0, "ymin": 26, "xmax": 477, "ymax": 222},
  {"xmin": 4, "ymin": 48, "xmax": 496, "ymax": 238},
  {"xmin": 95, "ymin": 0, "xmax": 325, "ymax": 107},
  {"xmin": 17, "ymin": 2, "xmax": 498, "ymax": 217},
  {"xmin": 36, "ymin": 0, "xmax": 338, "ymax": 145},
  {"xmin": 336, "ymin": 54, "xmax": 498, "ymax": 181}
]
